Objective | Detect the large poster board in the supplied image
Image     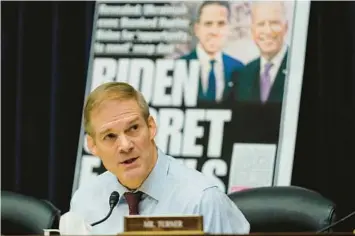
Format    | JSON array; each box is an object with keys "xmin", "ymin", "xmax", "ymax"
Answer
[{"xmin": 72, "ymin": 0, "xmax": 311, "ymax": 194}]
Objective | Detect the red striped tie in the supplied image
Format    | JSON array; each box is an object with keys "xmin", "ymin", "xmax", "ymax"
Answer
[{"xmin": 124, "ymin": 192, "xmax": 142, "ymax": 215}]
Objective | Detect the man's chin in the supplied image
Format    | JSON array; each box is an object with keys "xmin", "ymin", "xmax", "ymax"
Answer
[
  {"xmin": 122, "ymin": 169, "xmax": 145, "ymax": 184},
  {"xmin": 206, "ymin": 48, "xmax": 220, "ymax": 56},
  {"xmin": 260, "ymin": 47, "xmax": 279, "ymax": 57},
  {"xmin": 259, "ymin": 42, "xmax": 279, "ymax": 52}
]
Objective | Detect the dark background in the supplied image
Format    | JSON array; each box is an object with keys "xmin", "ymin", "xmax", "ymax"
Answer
[{"xmin": 2, "ymin": 1, "xmax": 355, "ymax": 231}]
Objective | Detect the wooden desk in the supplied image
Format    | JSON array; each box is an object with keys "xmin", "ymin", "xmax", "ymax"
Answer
[{"xmin": 119, "ymin": 233, "xmax": 354, "ymax": 236}]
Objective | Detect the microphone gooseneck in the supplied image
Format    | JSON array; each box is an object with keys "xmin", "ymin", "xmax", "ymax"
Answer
[
  {"xmin": 91, "ymin": 191, "xmax": 120, "ymax": 227},
  {"xmin": 316, "ymin": 210, "xmax": 355, "ymax": 233}
]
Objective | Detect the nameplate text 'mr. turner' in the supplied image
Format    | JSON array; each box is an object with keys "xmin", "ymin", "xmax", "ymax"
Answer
[{"xmin": 123, "ymin": 215, "xmax": 203, "ymax": 235}]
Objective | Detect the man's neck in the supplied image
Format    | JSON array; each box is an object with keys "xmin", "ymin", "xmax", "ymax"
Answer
[
  {"xmin": 197, "ymin": 43, "xmax": 220, "ymax": 60},
  {"xmin": 207, "ymin": 52, "xmax": 217, "ymax": 59},
  {"xmin": 263, "ymin": 52, "xmax": 277, "ymax": 62},
  {"xmin": 262, "ymin": 45, "xmax": 287, "ymax": 62}
]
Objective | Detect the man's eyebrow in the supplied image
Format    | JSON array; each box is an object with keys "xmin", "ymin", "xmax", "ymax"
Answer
[
  {"xmin": 128, "ymin": 117, "xmax": 140, "ymax": 125},
  {"xmin": 99, "ymin": 128, "xmax": 112, "ymax": 136},
  {"xmin": 98, "ymin": 117, "xmax": 140, "ymax": 135}
]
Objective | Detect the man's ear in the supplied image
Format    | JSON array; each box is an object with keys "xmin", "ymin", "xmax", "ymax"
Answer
[
  {"xmin": 147, "ymin": 116, "xmax": 157, "ymax": 140},
  {"xmin": 87, "ymin": 134, "xmax": 98, "ymax": 156}
]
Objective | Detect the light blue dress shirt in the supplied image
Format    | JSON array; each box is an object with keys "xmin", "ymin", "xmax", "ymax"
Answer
[{"xmin": 70, "ymin": 148, "xmax": 250, "ymax": 234}]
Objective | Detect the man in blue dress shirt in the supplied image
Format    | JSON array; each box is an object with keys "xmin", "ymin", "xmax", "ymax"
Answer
[{"xmin": 69, "ymin": 82, "xmax": 250, "ymax": 234}]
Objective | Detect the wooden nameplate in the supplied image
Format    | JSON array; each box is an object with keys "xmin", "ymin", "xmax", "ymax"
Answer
[{"xmin": 122, "ymin": 215, "xmax": 204, "ymax": 235}]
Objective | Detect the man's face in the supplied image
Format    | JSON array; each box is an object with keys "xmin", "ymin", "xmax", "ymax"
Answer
[
  {"xmin": 194, "ymin": 4, "xmax": 229, "ymax": 56},
  {"xmin": 87, "ymin": 99, "xmax": 157, "ymax": 189},
  {"xmin": 251, "ymin": 2, "xmax": 288, "ymax": 60}
]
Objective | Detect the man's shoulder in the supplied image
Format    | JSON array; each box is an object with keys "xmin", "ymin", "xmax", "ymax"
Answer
[
  {"xmin": 69, "ymin": 171, "xmax": 116, "ymax": 222},
  {"xmin": 222, "ymin": 53, "xmax": 244, "ymax": 68},
  {"xmin": 179, "ymin": 48, "xmax": 197, "ymax": 60},
  {"xmin": 244, "ymin": 57, "xmax": 260, "ymax": 70},
  {"xmin": 166, "ymin": 155, "xmax": 219, "ymax": 194},
  {"xmin": 71, "ymin": 171, "xmax": 114, "ymax": 201},
  {"xmin": 235, "ymin": 57, "xmax": 260, "ymax": 79}
]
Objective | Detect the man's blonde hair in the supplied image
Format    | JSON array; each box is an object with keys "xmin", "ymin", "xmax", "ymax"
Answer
[{"xmin": 84, "ymin": 82, "xmax": 150, "ymax": 136}]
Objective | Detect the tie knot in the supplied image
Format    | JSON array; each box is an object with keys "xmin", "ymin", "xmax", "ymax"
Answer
[
  {"xmin": 264, "ymin": 62, "xmax": 273, "ymax": 72},
  {"xmin": 124, "ymin": 191, "xmax": 142, "ymax": 215},
  {"xmin": 210, "ymin": 59, "xmax": 216, "ymax": 66}
]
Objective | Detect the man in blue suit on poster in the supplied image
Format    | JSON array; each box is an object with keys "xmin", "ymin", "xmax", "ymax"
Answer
[{"xmin": 180, "ymin": 1, "xmax": 244, "ymax": 104}]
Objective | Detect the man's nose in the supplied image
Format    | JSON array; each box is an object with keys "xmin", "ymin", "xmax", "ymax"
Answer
[
  {"xmin": 117, "ymin": 135, "xmax": 133, "ymax": 153},
  {"xmin": 209, "ymin": 24, "xmax": 220, "ymax": 35},
  {"xmin": 263, "ymin": 22, "xmax": 273, "ymax": 34}
]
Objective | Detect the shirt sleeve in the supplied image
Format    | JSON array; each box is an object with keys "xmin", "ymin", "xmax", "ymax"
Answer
[
  {"xmin": 69, "ymin": 189, "xmax": 88, "ymax": 217},
  {"xmin": 197, "ymin": 186, "xmax": 250, "ymax": 234},
  {"xmin": 69, "ymin": 190, "xmax": 79, "ymax": 211}
]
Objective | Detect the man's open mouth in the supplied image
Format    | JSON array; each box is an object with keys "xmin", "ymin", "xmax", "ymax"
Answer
[{"xmin": 121, "ymin": 157, "xmax": 138, "ymax": 165}]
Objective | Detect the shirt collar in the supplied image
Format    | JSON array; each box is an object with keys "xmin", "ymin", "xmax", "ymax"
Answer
[
  {"xmin": 106, "ymin": 174, "xmax": 129, "ymax": 204},
  {"xmin": 196, "ymin": 43, "xmax": 223, "ymax": 64},
  {"xmin": 106, "ymin": 147, "xmax": 169, "ymax": 203},
  {"xmin": 138, "ymin": 148, "xmax": 169, "ymax": 201},
  {"xmin": 260, "ymin": 44, "xmax": 288, "ymax": 70}
]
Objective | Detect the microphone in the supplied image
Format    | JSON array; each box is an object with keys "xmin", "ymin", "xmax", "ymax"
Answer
[
  {"xmin": 316, "ymin": 210, "xmax": 355, "ymax": 233},
  {"xmin": 91, "ymin": 191, "xmax": 120, "ymax": 226}
]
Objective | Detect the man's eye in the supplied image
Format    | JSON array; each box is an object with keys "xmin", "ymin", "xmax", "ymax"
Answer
[
  {"xmin": 204, "ymin": 21, "xmax": 212, "ymax": 27},
  {"xmin": 104, "ymin": 133, "xmax": 117, "ymax": 140},
  {"xmin": 218, "ymin": 21, "xmax": 226, "ymax": 26},
  {"xmin": 257, "ymin": 21, "xmax": 265, "ymax": 27},
  {"xmin": 130, "ymin": 124, "xmax": 139, "ymax": 131}
]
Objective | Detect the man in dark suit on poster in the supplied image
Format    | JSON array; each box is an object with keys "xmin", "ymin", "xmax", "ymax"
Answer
[
  {"xmin": 234, "ymin": 1, "xmax": 289, "ymax": 104},
  {"xmin": 180, "ymin": 1, "xmax": 244, "ymax": 104},
  {"xmin": 230, "ymin": 2, "xmax": 291, "ymax": 143}
]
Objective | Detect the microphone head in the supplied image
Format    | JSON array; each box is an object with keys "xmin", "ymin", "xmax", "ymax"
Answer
[{"xmin": 109, "ymin": 191, "xmax": 120, "ymax": 209}]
